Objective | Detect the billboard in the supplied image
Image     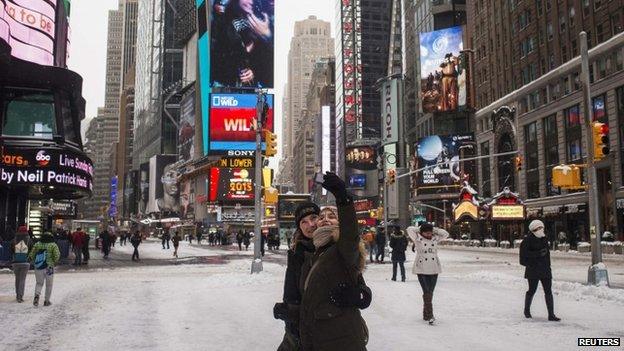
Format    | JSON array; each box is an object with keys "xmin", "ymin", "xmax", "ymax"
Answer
[
  {"xmin": 209, "ymin": 167, "xmax": 254, "ymax": 202},
  {"xmin": 0, "ymin": 146, "xmax": 93, "ymax": 194},
  {"xmin": 147, "ymin": 155, "xmax": 178, "ymax": 214},
  {"xmin": 416, "ymin": 134, "xmax": 475, "ymax": 190},
  {"xmin": 139, "ymin": 162, "xmax": 149, "ymax": 215},
  {"xmin": 210, "ymin": 0, "xmax": 274, "ymax": 88},
  {"xmin": 345, "ymin": 146, "xmax": 377, "ymax": 171},
  {"xmin": 208, "ymin": 93, "xmax": 274, "ymax": 154},
  {"xmin": 381, "ymin": 78, "xmax": 399, "ymax": 145},
  {"xmin": 0, "ymin": 0, "xmax": 71, "ymax": 67},
  {"xmin": 179, "ymin": 86, "xmax": 196, "ymax": 162},
  {"xmin": 419, "ymin": 26, "xmax": 467, "ymax": 113},
  {"xmin": 277, "ymin": 194, "xmax": 312, "ymax": 222},
  {"xmin": 109, "ymin": 176, "xmax": 118, "ymax": 218}
]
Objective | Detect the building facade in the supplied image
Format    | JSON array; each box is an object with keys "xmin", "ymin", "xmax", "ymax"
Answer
[
  {"xmin": 469, "ymin": 0, "xmax": 624, "ymax": 243},
  {"xmin": 284, "ymin": 16, "xmax": 334, "ymax": 192}
]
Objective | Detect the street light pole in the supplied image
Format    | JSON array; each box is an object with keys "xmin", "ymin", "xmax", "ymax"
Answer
[
  {"xmin": 251, "ymin": 91, "xmax": 265, "ymax": 274},
  {"xmin": 580, "ymin": 31, "xmax": 609, "ymax": 286}
]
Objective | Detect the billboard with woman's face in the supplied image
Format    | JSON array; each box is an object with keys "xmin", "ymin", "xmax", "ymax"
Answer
[{"xmin": 210, "ymin": 0, "xmax": 274, "ymax": 88}]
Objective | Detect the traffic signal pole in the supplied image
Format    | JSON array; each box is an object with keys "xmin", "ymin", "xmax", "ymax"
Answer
[
  {"xmin": 580, "ymin": 32, "xmax": 609, "ymax": 286},
  {"xmin": 251, "ymin": 91, "xmax": 265, "ymax": 274}
]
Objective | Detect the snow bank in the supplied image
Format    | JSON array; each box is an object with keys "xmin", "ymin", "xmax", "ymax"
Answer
[{"xmin": 458, "ymin": 271, "xmax": 624, "ymax": 304}]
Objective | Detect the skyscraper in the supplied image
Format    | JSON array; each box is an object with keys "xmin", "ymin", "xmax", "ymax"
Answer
[
  {"xmin": 283, "ymin": 16, "xmax": 334, "ymax": 192},
  {"xmin": 83, "ymin": 3, "xmax": 124, "ymax": 219}
]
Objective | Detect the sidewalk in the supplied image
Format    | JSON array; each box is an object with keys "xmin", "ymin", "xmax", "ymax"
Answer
[{"xmin": 439, "ymin": 244, "xmax": 624, "ymax": 262}]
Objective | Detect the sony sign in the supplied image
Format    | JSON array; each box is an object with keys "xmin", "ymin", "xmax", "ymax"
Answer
[{"xmin": 381, "ymin": 78, "xmax": 399, "ymax": 146}]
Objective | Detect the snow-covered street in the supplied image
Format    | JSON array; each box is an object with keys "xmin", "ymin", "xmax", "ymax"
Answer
[{"xmin": 1, "ymin": 241, "xmax": 622, "ymax": 351}]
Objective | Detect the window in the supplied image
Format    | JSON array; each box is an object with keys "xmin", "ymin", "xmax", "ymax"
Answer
[
  {"xmin": 547, "ymin": 22, "xmax": 554, "ymax": 40},
  {"xmin": 565, "ymin": 105, "xmax": 583, "ymax": 162},
  {"xmin": 481, "ymin": 141, "xmax": 491, "ymax": 197},
  {"xmin": 616, "ymin": 87, "xmax": 624, "ymax": 182},
  {"xmin": 2, "ymin": 90, "xmax": 56, "ymax": 139},
  {"xmin": 525, "ymin": 122, "xmax": 540, "ymax": 198},
  {"xmin": 592, "ymin": 94, "xmax": 607, "ymax": 123},
  {"xmin": 543, "ymin": 114, "xmax": 559, "ymax": 166}
]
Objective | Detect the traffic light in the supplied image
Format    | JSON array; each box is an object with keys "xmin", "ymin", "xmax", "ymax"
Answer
[
  {"xmin": 514, "ymin": 156, "xmax": 523, "ymax": 171},
  {"xmin": 264, "ymin": 130, "xmax": 278, "ymax": 157},
  {"xmin": 592, "ymin": 122, "xmax": 610, "ymax": 161},
  {"xmin": 387, "ymin": 169, "xmax": 396, "ymax": 185}
]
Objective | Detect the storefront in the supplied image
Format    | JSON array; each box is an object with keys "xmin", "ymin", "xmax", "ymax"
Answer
[{"xmin": 1, "ymin": 53, "xmax": 92, "ymax": 239}]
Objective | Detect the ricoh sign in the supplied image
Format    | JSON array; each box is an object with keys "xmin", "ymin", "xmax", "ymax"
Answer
[
  {"xmin": 0, "ymin": 147, "xmax": 93, "ymax": 192},
  {"xmin": 381, "ymin": 78, "xmax": 399, "ymax": 146}
]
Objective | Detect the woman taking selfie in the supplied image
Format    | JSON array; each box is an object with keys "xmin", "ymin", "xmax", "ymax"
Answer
[{"xmin": 298, "ymin": 173, "xmax": 369, "ymax": 351}]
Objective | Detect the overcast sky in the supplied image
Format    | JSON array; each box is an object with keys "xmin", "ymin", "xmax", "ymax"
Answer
[{"xmin": 69, "ymin": 0, "xmax": 337, "ymax": 150}]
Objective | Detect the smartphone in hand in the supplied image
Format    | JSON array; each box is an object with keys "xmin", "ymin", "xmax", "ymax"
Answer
[{"xmin": 314, "ymin": 172, "xmax": 325, "ymax": 184}]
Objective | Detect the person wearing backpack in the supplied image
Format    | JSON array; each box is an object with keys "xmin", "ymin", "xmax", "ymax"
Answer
[
  {"xmin": 11, "ymin": 225, "xmax": 32, "ymax": 303},
  {"xmin": 28, "ymin": 232, "xmax": 60, "ymax": 307}
]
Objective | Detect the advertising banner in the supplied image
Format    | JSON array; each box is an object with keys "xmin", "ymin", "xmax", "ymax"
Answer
[
  {"xmin": 419, "ymin": 26, "xmax": 467, "ymax": 113},
  {"xmin": 381, "ymin": 78, "xmax": 399, "ymax": 145},
  {"xmin": 109, "ymin": 176, "xmax": 118, "ymax": 218},
  {"xmin": 51, "ymin": 200, "xmax": 76, "ymax": 219},
  {"xmin": 416, "ymin": 134, "xmax": 475, "ymax": 191},
  {"xmin": 209, "ymin": 93, "xmax": 274, "ymax": 154},
  {"xmin": 345, "ymin": 146, "xmax": 377, "ymax": 171},
  {"xmin": 147, "ymin": 155, "xmax": 178, "ymax": 214},
  {"xmin": 0, "ymin": 0, "xmax": 71, "ymax": 67},
  {"xmin": 209, "ymin": 167, "xmax": 255, "ymax": 202},
  {"xmin": 139, "ymin": 163, "xmax": 149, "ymax": 215},
  {"xmin": 491, "ymin": 205, "xmax": 526, "ymax": 220},
  {"xmin": 123, "ymin": 170, "xmax": 138, "ymax": 218},
  {"xmin": 180, "ymin": 179, "xmax": 194, "ymax": 220},
  {"xmin": 179, "ymin": 86, "xmax": 196, "ymax": 161},
  {"xmin": 0, "ymin": 146, "xmax": 93, "ymax": 194},
  {"xmin": 210, "ymin": 0, "xmax": 274, "ymax": 88}
]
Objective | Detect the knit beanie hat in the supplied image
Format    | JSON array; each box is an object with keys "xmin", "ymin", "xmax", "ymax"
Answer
[
  {"xmin": 295, "ymin": 202, "xmax": 320, "ymax": 231},
  {"xmin": 528, "ymin": 220, "xmax": 545, "ymax": 233}
]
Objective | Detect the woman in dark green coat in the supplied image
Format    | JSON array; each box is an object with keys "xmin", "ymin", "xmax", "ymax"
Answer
[{"xmin": 299, "ymin": 173, "xmax": 368, "ymax": 351}]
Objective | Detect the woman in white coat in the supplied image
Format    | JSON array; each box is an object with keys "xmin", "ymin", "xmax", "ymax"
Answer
[{"xmin": 406, "ymin": 223, "xmax": 449, "ymax": 324}]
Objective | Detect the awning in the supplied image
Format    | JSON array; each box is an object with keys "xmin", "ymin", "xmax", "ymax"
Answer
[{"xmin": 565, "ymin": 203, "xmax": 587, "ymax": 214}]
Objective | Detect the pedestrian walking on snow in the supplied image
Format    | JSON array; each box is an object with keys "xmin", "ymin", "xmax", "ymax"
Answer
[
  {"xmin": 70, "ymin": 228, "xmax": 87, "ymax": 266},
  {"xmin": 520, "ymin": 220, "xmax": 560, "ymax": 322},
  {"xmin": 375, "ymin": 226, "xmax": 386, "ymax": 263},
  {"xmin": 406, "ymin": 223, "xmax": 449, "ymax": 324},
  {"xmin": 99, "ymin": 230, "xmax": 112, "ymax": 259},
  {"xmin": 82, "ymin": 233, "xmax": 90, "ymax": 265},
  {"xmin": 237, "ymin": 231, "xmax": 244, "ymax": 251},
  {"xmin": 243, "ymin": 232, "xmax": 251, "ymax": 251},
  {"xmin": 131, "ymin": 231, "xmax": 142, "ymax": 261},
  {"xmin": 172, "ymin": 231, "xmax": 181, "ymax": 258},
  {"xmin": 28, "ymin": 232, "xmax": 60, "ymax": 307},
  {"xmin": 389, "ymin": 226, "xmax": 408, "ymax": 282},
  {"xmin": 11, "ymin": 225, "xmax": 31, "ymax": 303},
  {"xmin": 298, "ymin": 173, "xmax": 370, "ymax": 350}
]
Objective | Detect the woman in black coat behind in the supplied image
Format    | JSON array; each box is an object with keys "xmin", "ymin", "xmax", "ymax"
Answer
[
  {"xmin": 389, "ymin": 227, "xmax": 408, "ymax": 282},
  {"xmin": 519, "ymin": 220, "xmax": 560, "ymax": 321}
]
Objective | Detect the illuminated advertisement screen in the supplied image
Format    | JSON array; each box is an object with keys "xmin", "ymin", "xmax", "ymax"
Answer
[
  {"xmin": 419, "ymin": 26, "xmax": 467, "ymax": 113},
  {"xmin": 209, "ymin": 93, "xmax": 274, "ymax": 154},
  {"xmin": 209, "ymin": 167, "xmax": 255, "ymax": 202},
  {"xmin": 416, "ymin": 134, "xmax": 475, "ymax": 192},
  {"xmin": 210, "ymin": 0, "xmax": 274, "ymax": 88},
  {"xmin": 0, "ymin": 145, "xmax": 92, "ymax": 193},
  {"xmin": 0, "ymin": 0, "xmax": 70, "ymax": 67},
  {"xmin": 345, "ymin": 146, "xmax": 377, "ymax": 171},
  {"xmin": 349, "ymin": 174, "xmax": 366, "ymax": 189}
]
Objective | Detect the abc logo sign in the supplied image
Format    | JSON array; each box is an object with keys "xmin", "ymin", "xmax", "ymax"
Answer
[{"xmin": 36, "ymin": 150, "xmax": 51, "ymax": 166}]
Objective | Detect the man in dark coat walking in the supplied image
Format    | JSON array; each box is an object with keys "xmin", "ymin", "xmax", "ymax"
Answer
[
  {"xmin": 130, "ymin": 231, "xmax": 142, "ymax": 261},
  {"xmin": 520, "ymin": 220, "xmax": 560, "ymax": 321},
  {"xmin": 389, "ymin": 226, "xmax": 408, "ymax": 282}
]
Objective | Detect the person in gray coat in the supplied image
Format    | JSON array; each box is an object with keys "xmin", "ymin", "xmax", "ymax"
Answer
[{"xmin": 11, "ymin": 225, "xmax": 31, "ymax": 303}]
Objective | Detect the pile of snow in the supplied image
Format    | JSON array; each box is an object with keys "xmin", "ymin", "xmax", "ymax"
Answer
[{"xmin": 458, "ymin": 271, "xmax": 624, "ymax": 304}]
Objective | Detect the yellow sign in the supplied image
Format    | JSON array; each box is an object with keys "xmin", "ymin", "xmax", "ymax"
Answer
[
  {"xmin": 453, "ymin": 201, "xmax": 478, "ymax": 222},
  {"xmin": 491, "ymin": 205, "xmax": 525, "ymax": 220}
]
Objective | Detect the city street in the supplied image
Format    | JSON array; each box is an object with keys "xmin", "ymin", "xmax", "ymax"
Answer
[{"xmin": 1, "ymin": 241, "xmax": 622, "ymax": 351}]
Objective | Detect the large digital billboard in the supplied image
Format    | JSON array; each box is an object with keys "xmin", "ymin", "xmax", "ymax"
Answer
[
  {"xmin": 416, "ymin": 134, "xmax": 475, "ymax": 191},
  {"xmin": 419, "ymin": 26, "xmax": 467, "ymax": 113},
  {"xmin": 208, "ymin": 93, "xmax": 274, "ymax": 154},
  {"xmin": 209, "ymin": 167, "xmax": 255, "ymax": 202},
  {"xmin": 147, "ymin": 155, "xmax": 178, "ymax": 215},
  {"xmin": 210, "ymin": 0, "xmax": 274, "ymax": 88},
  {"xmin": 0, "ymin": 0, "xmax": 71, "ymax": 67},
  {"xmin": 179, "ymin": 86, "xmax": 196, "ymax": 162}
]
